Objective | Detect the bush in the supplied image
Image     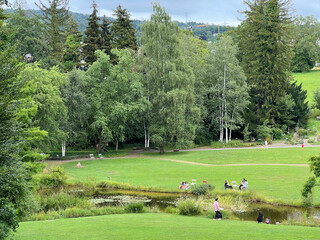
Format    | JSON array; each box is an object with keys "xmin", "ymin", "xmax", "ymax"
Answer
[
  {"xmin": 36, "ymin": 167, "xmax": 67, "ymax": 188},
  {"xmin": 39, "ymin": 192, "xmax": 92, "ymax": 211},
  {"xmin": 124, "ymin": 202, "xmax": 145, "ymax": 213},
  {"xmin": 177, "ymin": 199, "xmax": 202, "ymax": 216},
  {"xmin": 308, "ymin": 139, "xmax": 315, "ymax": 143},
  {"xmin": 0, "ymin": 199, "xmax": 19, "ymax": 240},
  {"xmin": 192, "ymin": 184, "xmax": 214, "ymax": 196},
  {"xmin": 297, "ymin": 128, "xmax": 308, "ymax": 137},
  {"xmin": 271, "ymin": 128, "xmax": 283, "ymax": 140},
  {"xmin": 165, "ymin": 206, "xmax": 180, "ymax": 214}
]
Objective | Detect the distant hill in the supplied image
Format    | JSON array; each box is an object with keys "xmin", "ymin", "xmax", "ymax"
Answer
[{"xmin": 5, "ymin": 9, "xmax": 234, "ymax": 42}]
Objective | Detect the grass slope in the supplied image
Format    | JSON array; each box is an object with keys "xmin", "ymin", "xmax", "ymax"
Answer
[
  {"xmin": 143, "ymin": 147, "xmax": 319, "ymax": 165},
  {"xmin": 62, "ymin": 149, "xmax": 319, "ymax": 201},
  {"xmin": 14, "ymin": 214, "xmax": 320, "ymax": 240},
  {"xmin": 293, "ymin": 69, "xmax": 320, "ymax": 104}
]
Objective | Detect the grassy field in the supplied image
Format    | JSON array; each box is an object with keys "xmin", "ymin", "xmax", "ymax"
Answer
[
  {"xmin": 143, "ymin": 147, "xmax": 319, "ymax": 165},
  {"xmin": 293, "ymin": 69, "xmax": 320, "ymax": 104},
  {"xmin": 14, "ymin": 213, "xmax": 320, "ymax": 240},
  {"xmin": 61, "ymin": 148, "xmax": 320, "ymax": 202}
]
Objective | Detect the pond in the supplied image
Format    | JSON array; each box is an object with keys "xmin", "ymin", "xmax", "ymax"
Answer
[{"xmin": 88, "ymin": 190, "xmax": 320, "ymax": 223}]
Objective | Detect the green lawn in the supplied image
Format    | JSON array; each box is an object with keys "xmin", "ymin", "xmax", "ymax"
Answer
[
  {"xmin": 293, "ymin": 69, "xmax": 320, "ymax": 104},
  {"xmin": 62, "ymin": 149, "xmax": 319, "ymax": 201},
  {"xmin": 14, "ymin": 214, "xmax": 320, "ymax": 240},
  {"xmin": 143, "ymin": 147, "xmax": 319, "ymax": 165}
]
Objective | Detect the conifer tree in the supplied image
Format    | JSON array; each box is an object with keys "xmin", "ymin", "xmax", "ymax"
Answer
[
  {"xmin": 141, "ymin": 3, "xmax": 199, "ymax": 153},
  {"xmin": 237, "ymin": 0, "xmax": 294, "ymax": 126},
  {"xmin": 83, "ymin": 1, "xmax": 103, "ymax": 65},
  {"xmin": 63, "ymin": 16, "xmax": 82, "ymax": 71},
  {"xmin": 111, "ymin": 5, "xmax": 137, "ymax": 51},
  {"xmin": 101, "ymin": 15, "xmax": 112, "ymax": 56},
  {"xmin": 35, "ymin": 0, "xmax": 70, "ymax": 62}
]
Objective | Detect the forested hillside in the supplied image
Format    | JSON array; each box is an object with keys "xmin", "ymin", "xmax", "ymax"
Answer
[{"xmin": 5, "ymin": 9, "xmax": 232, "ymax": 42}]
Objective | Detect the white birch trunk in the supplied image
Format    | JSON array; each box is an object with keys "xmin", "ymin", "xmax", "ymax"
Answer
[
  {"xmin": 144, "ymin": 123, "xmax": 147, "ymax": 148},
  {"xmin": 147, "ymin": 131, "xmax": 150, "ymax": 148},
  {"xmin": 62, "ymin": 141, "xmax": 66, "ymax": 157},
  {"xmin": 223, "ymin": 64, "xmax": 227, "ymax": 143}
]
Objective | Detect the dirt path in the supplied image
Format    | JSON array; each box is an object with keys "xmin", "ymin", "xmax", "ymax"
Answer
[
  {"xmin": 139, "ymin": 156, "xmax": 309, "ymax": 167},
  {"xmin": 44, "ymin": 153, "xmax": 308, "ymax": 168}
]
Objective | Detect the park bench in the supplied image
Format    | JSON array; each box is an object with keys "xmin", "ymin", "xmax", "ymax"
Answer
[{"xmin": 90, "ymin": 154, "xmax": 94, "ymax": 159}]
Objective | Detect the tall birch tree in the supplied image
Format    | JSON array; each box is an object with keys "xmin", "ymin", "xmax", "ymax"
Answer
[{"xmin": 140, "ymin": 3, "xmax": 199, "ymax": 153}]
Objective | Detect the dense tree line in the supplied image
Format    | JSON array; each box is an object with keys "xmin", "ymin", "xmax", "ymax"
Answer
[
  {"xmin": 2, "ymin": 0, "xmax": 312, "ymax": 154},
  {"xmin": 0, "ymin": 0, "xmax": 314, "ymax": 236}
]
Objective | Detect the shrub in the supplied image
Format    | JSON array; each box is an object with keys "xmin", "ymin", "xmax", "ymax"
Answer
[
  {"xmin": 39, "ymin": 192, "xmax": 92, "ymax": 211},
  {"xmin": 308, "ymin": 139, "xmax": 315, "ymax": 143},
  {"xmin": 297, "ymin": 128, "xmax": 308, "ymax": 137},
  {"xmin": 271, "ymin": 128, "xmax": 283, "ymax": 140},
  {"xmin": 0, "ymin": 199, "xmax": 19, "ymax": 240},
  {"xmin": 192, "ymin": 184, "xmax": 214, "ymax": 196},
  {"xmin": 165, "ymin": 206, "xmax": 180, "ymax": 214},
  {"xmin": 36, "ymin": 167, "xmax": 67, "ymax": 188},
  {"xmin": 124, "ymin": 202, "xmax": 145, "ymax": 213},
  {"xmin": 177, "ymin": 199, "xmax": 202, "ymax": 216}
]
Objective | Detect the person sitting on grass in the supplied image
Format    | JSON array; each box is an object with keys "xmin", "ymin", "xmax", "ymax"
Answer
[
  {"xmin": 184, "ymin": 181, "xmax": 190, "ymax": 189},
  {"xmin": 257, "ymin": 212, "xmax": 263, "ymax": 224},
  {"xmin": 239, "ymin": 178, "xmax": 245, "ymax": 190},
  {"xmin": 75, "ymin": 162, "xmax": 83, "ymax": 168},
  {"xmin": 179, "ymin": 181, "xmax": 185, "ymax": 189},
  {"xmin": 224, "ymin": 180, "xmax": 233, "ymax": 190},
  {"xmin": 266, "ymin": 217, "xmax": 271, "ymax": 224},
  {"xmin": 242, "ymin": 179, "xmax": 248, "ymax": 191}
]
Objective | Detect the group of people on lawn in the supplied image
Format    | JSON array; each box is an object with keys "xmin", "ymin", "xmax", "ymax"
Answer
[
  {"xmin": 224, "ymin": 178, "xmax": 248, "ymax": 191},
  {"xmin": 179, "ymin": 181, "xmax": 190, "ymax": 189}
]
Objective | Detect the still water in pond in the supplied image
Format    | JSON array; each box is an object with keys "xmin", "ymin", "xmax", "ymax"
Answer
[{"xmin": 89, "ymin": 192, "xmax": 320, "ymax": 223}]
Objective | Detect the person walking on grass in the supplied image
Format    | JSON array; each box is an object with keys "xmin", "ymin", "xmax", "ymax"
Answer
[{"xmin": 213, "ymin": 198, "xmax": 222, "ymax": 220}]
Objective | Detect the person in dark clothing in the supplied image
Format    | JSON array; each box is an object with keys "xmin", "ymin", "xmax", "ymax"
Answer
[
  {"xmin": 257, "ymin": 211, "xmax": 263, "ymax": 223},
  {"xmin": 224, "ymin": 180, "xmax": 233, "ymax": 190}
]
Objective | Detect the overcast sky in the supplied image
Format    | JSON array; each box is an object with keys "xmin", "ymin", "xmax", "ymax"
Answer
[{"xmin": 11, "ymin": 0, "xmax": 320, "ymax": 26}]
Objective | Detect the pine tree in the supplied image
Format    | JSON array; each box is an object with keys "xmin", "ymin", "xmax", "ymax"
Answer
[
  {"xmin": 83, "ymin": 1, "xmax": 103, "ymax": 65},
  {"xmin": 111, "ymin": 5, "xmax": 137, "ymax": 51},
  {"xmin": 141, "ymin": 3, "xmax": 199, "ymax": 153},
  {"xmin": 237, "ymin": 0, "xmax": 294, "ymax": 126},
  {"xmin": 101, "ymin": 15, "xmax": 112, "ymax": 56},
  {"xmin": 35, "ymin": 0, "xmax": 70, "ymax": 62},
  {"xmin": 63, "ymin": 16, "xmax": 82, "ymax": 71}
]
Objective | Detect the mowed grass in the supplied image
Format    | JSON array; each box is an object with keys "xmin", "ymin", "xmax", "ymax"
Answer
[
  {"xmin": 143, "ymin": 147, "xmax": 320, "ymax": 165},
  {"xmin": 62, "ymin": 151, "xmax": 318, "ymax": 201},
  {"xmin": 14, "ymin": 214, "xmax": 320, "ymax": 240},
  {"xmin": 293, "ymin": 69, "xmax": 320, "ymax": 104}
]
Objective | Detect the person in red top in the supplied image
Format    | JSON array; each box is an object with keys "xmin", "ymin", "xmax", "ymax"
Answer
[
  {"xmin": 302, "ymin": 143, "xmax": 304, "ymax": 151},
  {"xmin": 213, "ymin": 198, "xmax": 222, "ymax": 220}
]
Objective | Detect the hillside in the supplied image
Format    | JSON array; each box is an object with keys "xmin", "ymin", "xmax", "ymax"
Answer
[{"xmin": 5, "ymin": 9, "xmax": 233, "ymax": 42}]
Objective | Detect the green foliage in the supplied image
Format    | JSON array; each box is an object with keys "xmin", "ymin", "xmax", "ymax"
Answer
[
  {"xmin": 38, "ymin": 192, "xmax": 91, "ymax": 211},
  {"xmin": 242, "ymin": 124, "xmax": 251, "ymax": 142},
  {"xmin": 165, "ymin": 206, "xmax": 180, "ymax": 214},
  {"xmin": 111, "ymin": 5, "xmax": 137, "ymax": 52},
  {"xmin": 124, "ymin": 202, "xmax": 146, "ymax": 213},
  {"xmin": 238, "ymin": 0, "xmax": 294, "ymax": 126},
  {"xmin": 297, "ymin": 128, "xmax": 308, "ymax": 137},
  {"xmin": 141, "ymin": 3, "xmax": 199, "ymax": 153},
  {"xmin": 271, "ymin": 128, "xmax": 283, "ymax": 140},
  {"xmin": 0, "ymin": 199, "xmax": 19, "ymax": 239},
  {"xmin": 313, "ymin": 88, "xmax": 320, "ymax": 110},
  {"xmin": 35, "ymin": 0, "xmax": 70, "ymax": 63},
  {"xmin": 301, "ymin": 177, "xmax": 316, "ymax": 200},
  {"xmin": 292, "ymin": 16, "xmax": 320, "ymax": 72},
  {"xmin": 205, "ymin": 34, "xmax": 249, "ymax": 142},
  {"xmin": 83, "ymin": 1, "xmax": 103, "ymax": 65},
  {"xmin": 36, "ymin": 167, "xmax": 67, "ymax": 188},
  {"xmin": 288, "ymin": 81, "xmax": 309, "ymax": 127},
  {"xmin": 177, "ymin": 199, "xmax": 202, "ymax": 216},
  {"xmin": 192, "ymin": 184, "xmax": 214, "ymax": 195},
  {"xmin": 256, "ymin": 120, "xmax": 272, "ymax": 140}
]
